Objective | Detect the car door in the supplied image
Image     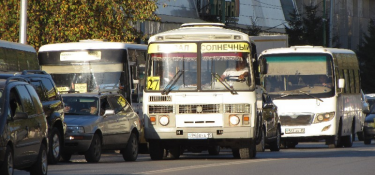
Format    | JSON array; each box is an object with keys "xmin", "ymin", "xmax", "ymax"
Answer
[
  {"xmin": 10, "ymin": 85, "xmax": 41, "ymax": 166},
  {"xmin": 108, "ymin": 95, "xmax": 136, "ymax": 145},
  {"xmin": 100, "ymin": 96, "xmax": 121, "ymax": 148}
]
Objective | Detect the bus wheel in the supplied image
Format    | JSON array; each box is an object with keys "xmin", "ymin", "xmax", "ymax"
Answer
[
  {"xmin": 239, "ymin": 141, "xmax": 256, "ymax": 159},
  {"xmin": 208, "ymin": 145, "xmax": 221, "ymax": 155},
  {"xmin": 149, "ymin": 141, "xmax": 164, "ymax": 160},
  {"xmin": 232, "ymin": 149, "xmax": 240, "ymax": 159},
  {"xmin": 343, "ymin": 126, "xmax": 355, "ymax": 147}
]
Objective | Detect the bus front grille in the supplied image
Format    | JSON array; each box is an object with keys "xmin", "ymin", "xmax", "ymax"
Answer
[
  {"xmin": 148, "ymin": 105, "xmax": 174, "ymax": 114},
  {"xmin": 280, "ymin": 114, "xmax": 313, "ymax": 126},
  {"xmin": 178, "ymin": 104, "xmax": 220, "ymax": 114}
]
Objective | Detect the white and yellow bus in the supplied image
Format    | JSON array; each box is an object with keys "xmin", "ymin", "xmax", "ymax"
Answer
[
  {"xmin": 143, "ymin": 23, "xmax": 277, "ymax": 159},
  {"xmin": 259, "ymin": 46, "xmax": 368, "ymax": 148}
]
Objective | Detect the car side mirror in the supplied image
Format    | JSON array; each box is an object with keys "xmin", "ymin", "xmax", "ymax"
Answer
[
  {"xmin": 363, "ymin": 103, "xmax": 370, "ymax": 114},
  {"xmin": 13, "ymin": 112, "xmax": 28, "ymax": 120},
  {"xmin": 103, "ymin": 109, "xmax": 115, "ymax": 117}
]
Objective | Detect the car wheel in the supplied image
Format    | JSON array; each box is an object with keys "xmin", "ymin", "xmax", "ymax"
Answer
[
  {"xmin": 256, "ymin": 128, "xmax": 265, "ymax": 152},
  {"xmin": 0, "ymin": 146, "xmax": 13, "ymax": 175},
  {"xmin": 60, "ymin": 153, "xmax": 72, "ymax": 162},
  {"xmin": 85, "ymin": 134, "xmax": 102, "ymax": 163},
  {"xmin": 168, "ymin": 147, "xmax": 181, "ymax": 159},
  {"xmin": 364, "ymin": 138, "xmax": 371, "ymax": 145},
  {"xmin": 269, "ymin": 126, "xmax": 281, "ymax": 151},
  {"xmin": 48, "ymin": 127, "xmax": 62, "ymax": 164},
  {"xmin": 30, "ymin": 144, "xmax": 48, "ymax": 175},
  {"xmin": 122, "ymin": 133, "xmax": 138, "ymax": 161},
  {"xmin": 357, "ymin": 131, "xmax": 364, "ymax": 141},
  {"xmin": 208, "ymin": 145, "xmax": 221, "ymax": 155},
  {"xmin": 149, "ymin": 140, "xmax": 164, "ymax": 160}
]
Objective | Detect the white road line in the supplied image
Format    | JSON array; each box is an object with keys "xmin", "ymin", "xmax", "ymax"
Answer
[{"xmin": 133, "ymin": 158, "xmax": 283, "ymax": 174}]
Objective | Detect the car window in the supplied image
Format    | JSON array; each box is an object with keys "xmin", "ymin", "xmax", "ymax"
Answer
[
  {"xmin": 100, "ymin": 97, "xmax": 111, "ymax": 115},
  {"xmin": 9, "ymin": 87, "xmax": 23, "ymax": 117},
  {"xmin": 26, "ymin": 84, "xmax": 43, "ymax": 114},
  {"xmin": 30, "ymin": 80, "xmax": 48, "ymax": 101},
  {"xmin": 108, "ymin": 95, "xmax": 133, "ymax": 113},
  {"xmin": 16, "ymin": 85, "xmax": 36, "ymax": 116},
  {"xmin": 41, "ymin": 78, "xmax": 58, "ymax": 100}
]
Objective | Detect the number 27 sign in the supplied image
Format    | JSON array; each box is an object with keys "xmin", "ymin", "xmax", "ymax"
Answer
[{"xmin": 147, "ymin": 76, "xmax": 160, "ymax": 90}]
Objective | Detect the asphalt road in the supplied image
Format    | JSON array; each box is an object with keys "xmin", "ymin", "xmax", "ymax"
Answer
[{"xmin": 15, "ymin": 141, "xmax": 375, "ymax": 175}]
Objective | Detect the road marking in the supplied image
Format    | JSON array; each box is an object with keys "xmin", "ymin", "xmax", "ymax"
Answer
[{"xmin": 133, "ymin": 158, "xmax": 283, "ymax": 174}]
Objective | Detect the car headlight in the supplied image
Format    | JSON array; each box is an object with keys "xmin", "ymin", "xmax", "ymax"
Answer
[
  {"xmin": 229, "ymin": 115, "xmax": 240, "ymax": 125},
  {"xmin": 159, "ymin": 115, "xmax": 169, "ymax": 126},
  {"xmin": 67, "ymin": 126, "xmax": 85, "ymax": 133},
  {"xmin": 313, "ymin": 112, "xmax": 335, "ymax": 124}
]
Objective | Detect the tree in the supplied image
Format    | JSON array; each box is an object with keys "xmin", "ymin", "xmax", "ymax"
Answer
[
  {"xmin": 0, "ymin": 0, "xmax": 160, "ymax": 50},
  {"xmin": 284, "ymin": 3, "xmax": 328, "ymax": 46},
  {"xmin": 357, "ymin": 19, "xmax": 375, "ymax": 93}
]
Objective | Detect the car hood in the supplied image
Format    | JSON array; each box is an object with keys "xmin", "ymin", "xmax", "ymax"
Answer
[
  {"xmin": 64, "ymin": 115, "xmax": 101, "ymax": 126},
  {"xmin": 365, "ymin": 114, "xmax": 375, "ymax": 123}
]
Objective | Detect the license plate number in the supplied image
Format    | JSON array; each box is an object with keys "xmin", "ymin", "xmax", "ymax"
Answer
[
  {"xmin": 285, "ymin": 128, "xmax": 305, "ymax": 134},
  {"xmin": 188, "ymin": 133, "xmax": 213, "ymax": 139}
]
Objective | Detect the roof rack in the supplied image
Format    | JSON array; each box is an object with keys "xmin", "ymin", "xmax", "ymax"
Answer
[
  {"xmin": 21, "ymin": 70, "xmax": 48, "ymax": 75},
  {"xmin": 5, "ymin": 77, "xmax": 28, "ymax": 85},
  {"xmin": 180, "ymin": 23, "xmax": 225, "ymax": 28}
]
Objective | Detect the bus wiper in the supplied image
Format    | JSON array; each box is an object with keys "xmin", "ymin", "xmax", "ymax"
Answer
[
  {"xmin": 162, "ymin": 70, "xmax": 184, "ymax": 95},
  {"xmin": 212, "ymin": 73, "xmax": 238, "ymax": 95},
  {"xmin": 274, "ymin": 90, "xmax": 323, "ymax": 102},
  {"xmin": 297, "ymin": 90, "xmax": 323, "ymax": 102}
]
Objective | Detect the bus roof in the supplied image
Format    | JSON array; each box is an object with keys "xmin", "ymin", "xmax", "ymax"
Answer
[
  {"xmin": 148, "ymin": 23, "xmax": 250, "ymax": 43},
  {"xmin": 38, "ymin": 41, "xmax": 147, "ymax": 52},
  {"xmin": 0, "ymin": 39, "xmax": 36, "ymax": 52},
  {"xmin": 259, "ymin": 46, "xmax": 355, "ymax": 56}
]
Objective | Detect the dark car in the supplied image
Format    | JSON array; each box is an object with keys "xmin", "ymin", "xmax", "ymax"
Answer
[
  {"xmin": 0, "ymin": 70, "xmax": 66, "ymax": 164},
  {"xmin": 0, "ymin": 77, "xmax": 48, "ymax": 175},
  {"xmin": 364, "ymin": 94, "xmax": 375, "ymax": 144},
  {"xmin": 255, "ymin": 87, "xmax": 281, "ymax": 152},
  {"xmin": 61, "ymin": 90, "xmax": 141, "ymax": 163}
]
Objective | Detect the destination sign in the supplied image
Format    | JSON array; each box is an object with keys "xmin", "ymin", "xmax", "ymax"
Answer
[
  {"xmin": 202, "ymin": 43, "xmax": 250, "ymax": 52},
  {"xmin": 148, "ymin": 43, "xmax": 197, "ymax": 53}
]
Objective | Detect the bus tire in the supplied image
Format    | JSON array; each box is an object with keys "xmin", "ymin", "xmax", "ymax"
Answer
[
  {"xmin": 239, "ymin": 141, "xmax": 256, "ymax": 159},
  {"xmin": 149, "ymin": 141, "xmax": 164, "ymax": 160},
  {"xmin": 343, "ymin": 125, "xmax": 354, "ymax": 147},
  {"xmin": 256, "ymin": 128, "xmax": 265, "ymax": 152},
  {"xmin": 232, "ymin": 148, "xmax": 240, "ymax": 159}
]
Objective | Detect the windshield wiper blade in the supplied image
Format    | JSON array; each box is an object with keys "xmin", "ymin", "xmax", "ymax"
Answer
[
  {"xmin": 274, "ymin": 90, "xmax": 323, "ymax": 102},
  {"xmin": 212, "ymin": 73, "xmax": 237, "ymax": 95},
  {"xmin": 162, "ymin": 70, "xmax": 184, "ymax": 95}
]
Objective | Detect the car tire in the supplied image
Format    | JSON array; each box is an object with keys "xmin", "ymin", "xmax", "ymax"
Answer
[
  {"xmin": 269, "ymin": 126, "xmax": 281, "ymax": 151},
  {"xmin": 122, "ymin": 133, "xmax": 138, "ymax": 161},
  {"xmin": 85, "ymin": 134, "xmax": 102, "ymax": 163},
  {"xmin": 357, "ymin": 131, "xmax": 364, "ymax": 141},
  {"xmin": 30, "ymin": 144, "xmax": 48, "ymax": 175},
  {"xmin": 149, "ymin": 140, "xmax": 164, "ymax": 160},
  {"xmin": 0, "ymin": 146, "xmax": 14, "ymax": 175},
  {"xmin": 48, "ymin": 127, "xmax": 62, "ymax": 164},
  {"xmin": 208, "ymin": 145, "xmax": 221, "ymax": 155},
  {"xmin": 364, "ymin": 138, "xmax": 371, "ymax": 145},
  {"xmin": 256, "ymin": 128, "xmax": 265, "ymax": 152},
  {"xmin": 60, "ymin": 153, "xmax": 72, "ymax": 162}
]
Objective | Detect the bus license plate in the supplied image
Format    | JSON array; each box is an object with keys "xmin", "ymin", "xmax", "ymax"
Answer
[
  {"xmin": 188, "ymin": 133, "xmax": 213, "ymax": 139},
  {"xmin": 285, "ymin": 128, "xmax": 305, "ymax": 134}
]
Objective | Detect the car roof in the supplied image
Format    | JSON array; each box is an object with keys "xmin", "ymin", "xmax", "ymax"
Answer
[
  {"xmin": 61, "ymin": 91, "xmax": 120, "ymax": 98},
  {"xmin": 0, "ymin": 70, "xmax": 51, "ymax": 79},
  {"xmin": 365, "ymin": 94, "xmax": 375, "ymax": 99}
]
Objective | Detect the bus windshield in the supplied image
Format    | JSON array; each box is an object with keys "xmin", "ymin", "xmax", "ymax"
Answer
[
  {"xmin": 146, "ymin": 43, "xmax": 253, "ymax": 92},
  {"xmin": 263, "ymin": 54, "xmax": 334, "ymax": 97}
]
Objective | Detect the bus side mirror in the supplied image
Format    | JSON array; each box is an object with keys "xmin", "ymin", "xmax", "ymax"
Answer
[
  {"xmin": 259, "ymin": 58, "xmax": 267, "ymax": 74},
  {"xmin": 132, "ymin": 65, "xmax": 139, "ymax": 80},
  {"xmin": 338, "ymin": 78, "xmax": 345, "ymax": 89}
]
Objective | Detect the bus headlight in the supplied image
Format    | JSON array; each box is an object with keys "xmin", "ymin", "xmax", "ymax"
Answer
[
  {"xmin": 159, "ymin": 115, "xmax": 169, "ymax": 126},
  {"xmin": 313, "ymin": 112, "xmax": 335, "ymax": 124},
  {"xmin": 230, "ymin": 115, "xmax": 240, "ymax": 125}
]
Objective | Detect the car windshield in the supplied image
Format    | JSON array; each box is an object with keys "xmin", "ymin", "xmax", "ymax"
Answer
[{"xmin": 63, "ymin": 97, "xmax": 99, "ymax": 115}]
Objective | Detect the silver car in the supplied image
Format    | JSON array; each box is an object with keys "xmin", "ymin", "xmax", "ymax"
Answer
[{"xmin": 61, "ymin": 91, "xmax": 141, "ymax": 163}]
